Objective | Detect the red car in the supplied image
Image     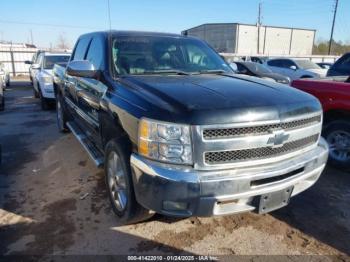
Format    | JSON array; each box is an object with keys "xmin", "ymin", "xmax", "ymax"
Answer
[{"xmin": 292, "ymin": 76, "xmax": 350, "ymax": 169}]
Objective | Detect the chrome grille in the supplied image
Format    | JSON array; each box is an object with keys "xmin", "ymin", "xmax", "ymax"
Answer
[
  {"xmin": 204, "ymin": 134, "xmax": 319, "ymax": 165},
  {"xmin": 203, "ymin": 115, "xmax": 321, "ymax": 139}
]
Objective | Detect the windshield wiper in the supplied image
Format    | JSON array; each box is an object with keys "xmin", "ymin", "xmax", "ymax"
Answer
[
  {"xmin": 197, "ymin": 69, "xmax": 227, "ymax": 75},
  {"xmin": 143, "ymin": 70, "xmax": 191, "ymax": 75}
]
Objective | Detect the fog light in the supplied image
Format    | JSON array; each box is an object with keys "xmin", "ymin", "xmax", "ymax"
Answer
[{"xmin": 163, "ymin": 201, "xmax": 188, "ymax": 211}]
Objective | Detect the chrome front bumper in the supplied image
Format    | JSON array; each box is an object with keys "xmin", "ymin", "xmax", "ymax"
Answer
[{"xmin": 130, "ymin": 138, "xmax": 328, "ymax": 217}]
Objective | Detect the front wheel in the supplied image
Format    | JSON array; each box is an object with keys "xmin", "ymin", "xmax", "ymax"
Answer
[
  {"xmin": 105, "ymin": 139, "xmax": 154, "ymax": 225},
  {"xmin": 323, "ymin": 120, "xmax": 350, "ymax": 170},
  {"xmin": 56, "ymin": 95, "xmax": 69, "ymax": 133}
]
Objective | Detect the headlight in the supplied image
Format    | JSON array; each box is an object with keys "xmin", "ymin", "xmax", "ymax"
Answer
[
  {"xmin": 138, "ymin": 118, "xmax": 192, "ymax": 164},
  {"xmin": 40, "ymin": 76, "xmax": 52, "ymax": 84}
]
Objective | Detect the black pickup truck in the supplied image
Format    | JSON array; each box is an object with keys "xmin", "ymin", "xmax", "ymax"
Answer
[{"xmin": 54, "ymin": 31, "xmax": 328, "ymax": 224}]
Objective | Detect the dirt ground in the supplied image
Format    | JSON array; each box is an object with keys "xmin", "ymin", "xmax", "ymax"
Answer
[{"xmin": 0, "ymin": 80, "xmax": 349, "ymax": 259}]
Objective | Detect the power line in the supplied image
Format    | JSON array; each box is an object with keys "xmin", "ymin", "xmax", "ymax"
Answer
[{"xmin": 0, "ymin": 19, "xmax": 99, "ymax": 30}]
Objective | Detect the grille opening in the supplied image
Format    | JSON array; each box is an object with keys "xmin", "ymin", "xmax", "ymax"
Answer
[
  {"xmin": 204, "ymin": 134, "xmax": 319, "ymax": 165},
  {"xmin": 251, "ymin": 167, "xmax": 305, "ymax": 187},
  {"xmin": 203, "ymin": 115, "xmax": 321, "ymax": 139}
]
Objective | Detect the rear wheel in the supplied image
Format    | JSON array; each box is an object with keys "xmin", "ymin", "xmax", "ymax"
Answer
[
  {"xmin": 323, "ymin": 120, "xmax": 350, "ymax": 170},
  {"xmin": 33, "ymin": 88, "xmax": 39, "ymax": 98},
  {"xmin": 105, "ymin": 139, "xmax": 154, "ymax": 225},
  {"xmin": 33, "ymin": 81, "xmax": 39, "ymax": 98},
  {"xmin": 56, "ymin": 95, "xmax": 69, "ymax": 132},
  {"xmin": 0, "ymin": 96, "xmax": 4, "ymax": 111}
]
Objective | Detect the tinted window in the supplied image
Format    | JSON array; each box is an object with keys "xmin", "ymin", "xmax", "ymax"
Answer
[
  {"xmin": 236, "ymin": 63, "xmax": 249, "ymax": 74},
  {"xmin": 36, "ymin": 54, "xmax": 44, "ymax": 66},
  {"xmin": 44, "ymin": 55, "xmax": 70, "ymax": 69},
  {"xmin": 267, "ymin": 60, "xmax": 282, "ymax": 67},
  {"xmin": 86, "ymin": 37, "xmax": 104, "ymax": 69},
  {"xmin": 295, "ymin": 60, "xmax": 320, "ymax": 70},
  {"xmin": 111, "ymin": 36, "xmax": 231, "ymax": 75},
  {"xmin": 338, "ymin": 54, "xmax": 350, "ymax": 70},
  {"xmin": 72, "ymin": 37, "xmax": 91, "ymax": 60},
  {"xmin": 282, "ymin": 60, "xmax": 295, "ymax": 69}
]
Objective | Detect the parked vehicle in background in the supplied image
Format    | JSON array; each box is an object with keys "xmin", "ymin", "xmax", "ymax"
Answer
[
  {"xmin": 0, "ymin": 76, "xmax": 4, "ymax": 111},
  {"xmin": 327, "ymin": 53, "xmax": 350, "ymax": 76},
  {"xmin": 265, "ymin": 58, "xmax": 327, "ymax": 80},
  {"xmin": 231, "ymin": 61, "xmax": 290, "ymax": 84},
  {"xmin": 291, "ymin": 76, "xmax": 350, "ymax": 169},
  {"xmin": 32, "ymin": 52, "xmax": 70, "ymax": 109},
  {"xmin": 317, "ymin": 62, "xmax": 333, "ymax": 70},
  {"xmin": 54, "ymin": 31, "xmax": 328, "ymax": 225},
  {"xmin": 0, "ymin": 63, "xmax": 10, "ymax": 88},
  {"xmin": 25, "ymin": 50, "xmax": 45, "ymax": 84},
  {"xmin": 248, "ymin": 56, "xmax": 269, "ymax": 64}
]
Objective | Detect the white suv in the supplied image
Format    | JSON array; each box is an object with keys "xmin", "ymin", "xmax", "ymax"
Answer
[
  {"xmin": 265, "ymin": 58, "xmax": 327, "ymax": 80},
  {"xmin": 32, "ymin": 53, "xmax": 70, "ymax": 109}
]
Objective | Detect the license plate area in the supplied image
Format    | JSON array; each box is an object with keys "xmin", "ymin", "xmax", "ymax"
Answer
[{"xmin": 256, "ymin": 186, "xmax": 294, "ymax": 214}]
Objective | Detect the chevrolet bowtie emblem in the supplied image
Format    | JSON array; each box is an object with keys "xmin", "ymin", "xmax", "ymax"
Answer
[{"xmin": 267, "ymin": 130, "xmax": 290, "ymax": 148}]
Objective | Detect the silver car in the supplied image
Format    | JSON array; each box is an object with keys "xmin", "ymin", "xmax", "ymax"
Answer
[
  {"xmin": 0, "ymin": 76, "xmax": 4, "ymax": 111},
  {"xmin": 0, "ymin": 63, "xmax": 10, "ymax": 89},
  {"xmin": 265, "ymin": 58, "xmax": 328, "ymax": 80}
]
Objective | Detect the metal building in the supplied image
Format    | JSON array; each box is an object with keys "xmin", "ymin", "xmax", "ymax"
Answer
[{"xmin": 182, "ymin": 23, "xmax": 316, "ymax": 56}]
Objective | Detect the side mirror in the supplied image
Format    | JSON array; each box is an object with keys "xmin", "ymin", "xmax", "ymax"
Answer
[
  {"xmin": 66, "ymin": 60, "xmax": 99, "ymax": 78},
  {"xmin": 31, "ymin": 64, "xmax": 41, "ymax": 69},
  {"xmin": 290, "ymin": 65, "xmax": 297, "ymax": 70},
  {"xmin": 230, "ymin": 63, "xmax": 238, "ymax": 73},
  {"xmin": 24, "ymin": 60, "xmax": 33, "ymax": 65}
]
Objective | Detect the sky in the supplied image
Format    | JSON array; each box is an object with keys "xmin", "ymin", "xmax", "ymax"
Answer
[{"xmin": 0, "ymin": 0, "xmax": 349, "ymax": 48}]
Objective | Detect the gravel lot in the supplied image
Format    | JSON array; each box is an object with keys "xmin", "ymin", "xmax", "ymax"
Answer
[{"xmin": 0, "ymin": 80, "xmax": 349, "ymax": 258}]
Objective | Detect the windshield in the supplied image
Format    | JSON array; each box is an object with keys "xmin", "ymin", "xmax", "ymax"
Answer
[
  {"xmin": 295, "ymin": 60, "xmax": 321, "ymax": 70},
  {"xmin": 111, "ymin": 36, "xmax": 232, "ymax": 75},
  {"xmin": 44, "ymin": 55, "xmax": 70, "ymax": 69},
  {"xmin": 244, "ymin": 62, "xmax": 272, "ymax": 74}
]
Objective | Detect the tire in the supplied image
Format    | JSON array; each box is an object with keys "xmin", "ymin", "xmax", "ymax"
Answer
[
  {"xmin": 104, "ymin": 139, "xmax": 154, "ymax": 225},
  {"xmin": 56, "ymin": 94, "xmax": 69, "ymax": 133},
  {"xmin": 0, "ymin": 96, "xmax": 4, "ymax": 111},
  {"xmin": 39, "ymin": 87, "xmax": 50, "ymax": 110},
  {"xmin": 323, "ymin": 120, "xmax": 350, "ymax": 170},
  {"xmin": 33, "ymin": 88, "xmax": 39, "ymax": 98}
]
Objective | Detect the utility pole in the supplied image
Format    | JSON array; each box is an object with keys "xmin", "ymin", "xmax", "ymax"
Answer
[
  {"xmin": 328, "ymin": 0, "xmax": 339, "ymax": 55},
  {"xmin": 257, "ymin": 1, "xmax": 262, "ymax": 54}
]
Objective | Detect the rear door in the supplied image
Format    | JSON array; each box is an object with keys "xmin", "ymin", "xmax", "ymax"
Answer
[
  {"xmin": 75, "ymin": 35, "xmax": 108, "ymax": 147},
  {"xmin": 266, "ymin": 59, "xmax": 285, "ymax": 75},
  {"xmin": 281, "ymin": 60, "xmax": 299, "ymax": 80}
]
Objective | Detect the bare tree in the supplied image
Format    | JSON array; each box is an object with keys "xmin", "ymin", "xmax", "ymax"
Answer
[{"xmin": 56, "ymin": 33, "xmax": 70, "ymax": 50}]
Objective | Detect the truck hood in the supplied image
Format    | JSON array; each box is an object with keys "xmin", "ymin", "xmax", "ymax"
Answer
[{"xmin": 120, "ymin": 74, "xmax": 321, "ymax": 125}]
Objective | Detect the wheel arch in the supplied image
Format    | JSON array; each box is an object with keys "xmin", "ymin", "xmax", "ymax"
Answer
[
  {"xmin": 99, "ymin": 109, "xmax": 134, "ymax": 152},
  {"xmin": 324, "ymin": 109, "xmax": 350, "ymax": 125}
]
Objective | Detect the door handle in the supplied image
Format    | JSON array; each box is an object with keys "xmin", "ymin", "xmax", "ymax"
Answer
[{"xmin": 77, "ymin": 90, "xmax": 100, "ymax": 110}]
